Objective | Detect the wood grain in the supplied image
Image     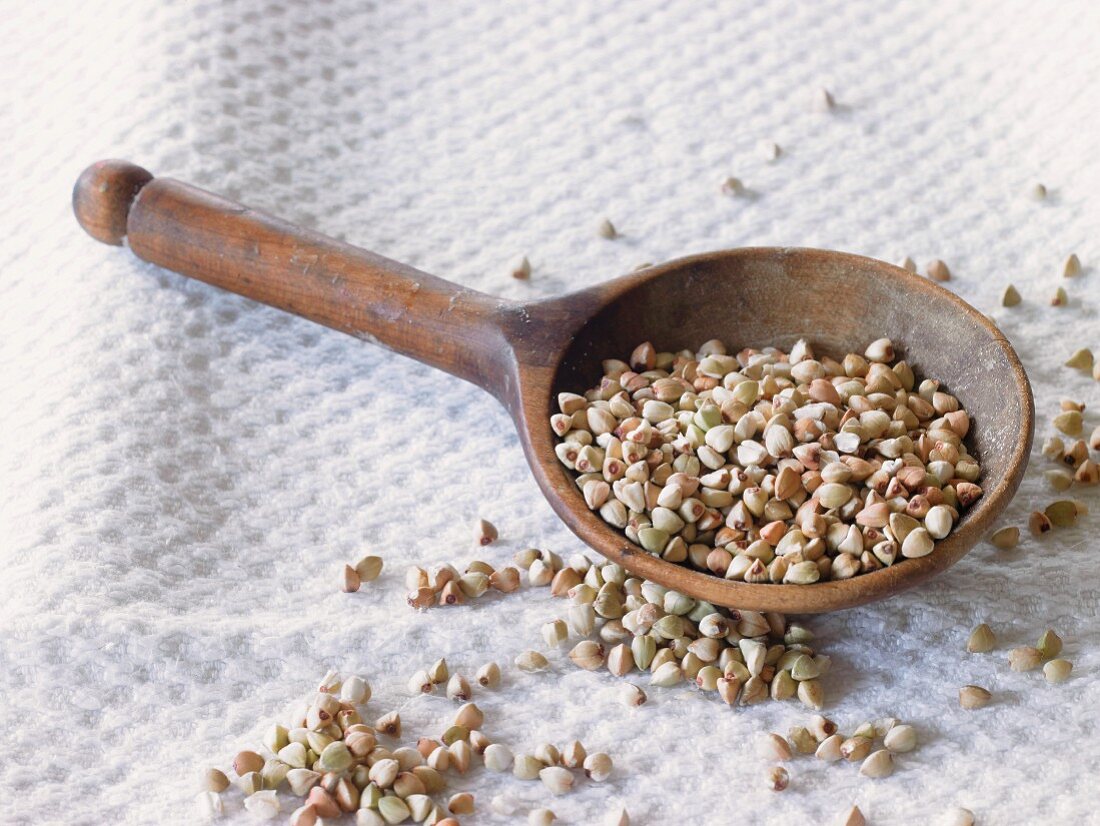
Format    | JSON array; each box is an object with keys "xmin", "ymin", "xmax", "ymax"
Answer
[
  {"xmin": 72, "ymin": 160, "xmax": 153, "ymax": 246},
  {"xmin": 73, "ymin": 162, "xmax": 1034, "ymax": 612}
]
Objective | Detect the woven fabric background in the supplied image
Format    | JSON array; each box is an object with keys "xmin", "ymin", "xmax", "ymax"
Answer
[{"xmin": 2, "ymin": 1, "xmax": 1099, "ymax": 823}]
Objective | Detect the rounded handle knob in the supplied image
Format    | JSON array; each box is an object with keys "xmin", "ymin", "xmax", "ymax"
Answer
[{"xmin": 72, "ymin": 160, "xmax": 153, "ymax": 245}]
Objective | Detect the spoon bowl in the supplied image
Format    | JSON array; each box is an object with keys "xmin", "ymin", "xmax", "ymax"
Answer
[
  {"xmin": 74, "ymin": 160, "xmax": 1034, "ymax": 613},
  {"xmin": 520, "ymin": 249, "xmax": 1033, "ymax": 612}
]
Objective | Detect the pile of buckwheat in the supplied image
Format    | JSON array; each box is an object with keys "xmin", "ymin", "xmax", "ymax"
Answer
[
  {"xmin": 201, "ymin": 668, "xmax": 626, "ymax": 826},
  {"xmin": 552, "ymin": 337, "xmax": 982, "ymax": 584},
  {"xmin": 538, "ymin": 554, "xmax": 829, "ymax": 709}
]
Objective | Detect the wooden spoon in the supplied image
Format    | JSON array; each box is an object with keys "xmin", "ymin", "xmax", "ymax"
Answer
[{"xmin": 73, "ymin": 160, "xmax": 1033, "ymax": 613}]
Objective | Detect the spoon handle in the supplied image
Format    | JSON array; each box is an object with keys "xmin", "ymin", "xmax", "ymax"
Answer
[{"xmin": 73, "ymin": 160, "xmax": 517, "ymax": 395}]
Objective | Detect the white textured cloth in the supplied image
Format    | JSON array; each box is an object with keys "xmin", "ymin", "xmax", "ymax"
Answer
[{"xmin": 2, "ymin": 1, "xmax": 1099, "ymax": 823}]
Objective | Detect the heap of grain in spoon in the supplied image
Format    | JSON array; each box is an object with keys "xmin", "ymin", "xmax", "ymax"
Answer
[{"xmin": 552, "ymin": 338, "xmax": 981, "ymax": 584}]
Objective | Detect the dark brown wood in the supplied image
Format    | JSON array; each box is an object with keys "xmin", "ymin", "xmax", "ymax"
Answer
[
  {"xmin": 71, "ymin": 160, "xmax": 154, "ymax": 245},
  {"xmin": 118, "ymin": 173, "xmax": 518, "ymax": 394},
  {"xmin": 516, "ymin": 250, "xmax": 1034, "ymax": 613},
  {"xmin": 73, "ymin": 161, "xmax": 1035, "ymax": 613}
]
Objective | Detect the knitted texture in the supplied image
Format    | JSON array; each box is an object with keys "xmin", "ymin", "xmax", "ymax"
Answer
[{"xmin": 1, "ymin": 1, "xmax": 1098, "ymax": 823}]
